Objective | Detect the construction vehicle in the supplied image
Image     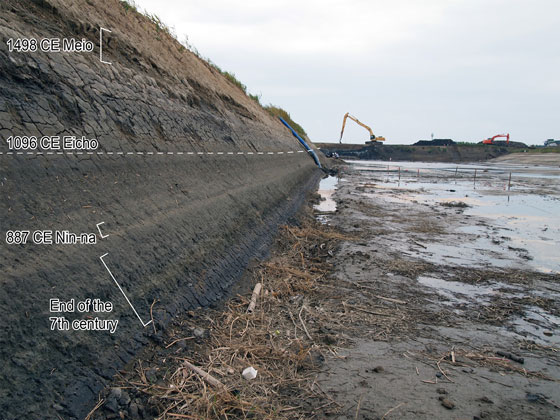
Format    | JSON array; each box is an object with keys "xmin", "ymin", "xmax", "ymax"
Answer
[
  {"xmin": 483, "ymin": 133, "xmax": 510, "ymax": 145},
  {"xmin": 339, "ymin": 112, "xmax": 385, "ymax": 144}
]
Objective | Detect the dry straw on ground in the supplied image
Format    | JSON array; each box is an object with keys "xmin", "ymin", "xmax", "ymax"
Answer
[{"xmin": 111, "ymin": 222, "xmax": 357, "ymax": 419}]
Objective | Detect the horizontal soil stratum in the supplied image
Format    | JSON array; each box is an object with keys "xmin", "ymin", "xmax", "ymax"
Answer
[{"xmin": 0, "ymin": 0, "xmax": 322, "ymax": 418}]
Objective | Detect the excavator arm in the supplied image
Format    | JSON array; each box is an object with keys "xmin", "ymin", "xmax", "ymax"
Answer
[
  {"xmin": 483, "ymin": 133, "xmax": 510, "ymax": 145},
  {"xmin": 339, "ymin": 112, "xmax": 384, "ymax": 143}
]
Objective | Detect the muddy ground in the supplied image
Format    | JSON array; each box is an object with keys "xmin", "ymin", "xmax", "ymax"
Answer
[
  {"xmin": 87, "ymin": 161, "xmax": 559, "ymax": 419},
  {"xmin": 314, "ymin": 161, "xmax": 559, "ymax": 419}
]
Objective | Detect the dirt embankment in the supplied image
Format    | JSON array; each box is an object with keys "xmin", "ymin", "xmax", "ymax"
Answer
[
  {"xmin": 316, "ymin": 143, "xmax": 523, "ymax": 162},
  {"xmin": 0, "ymin": 1, "xmax": 321, "ymax": 418},
  {"xmin": 491, "ymin": 152, "xmax": 560, "ymax": 166}
]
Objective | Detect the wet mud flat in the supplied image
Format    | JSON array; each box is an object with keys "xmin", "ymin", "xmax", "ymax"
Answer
[
  {"xmin": 315, "ymin": 161, "xmax": 560, "ymax": 419},
  {"xmin": 87, "ymin": 162, "xmax": 559, "ymax": 419}
]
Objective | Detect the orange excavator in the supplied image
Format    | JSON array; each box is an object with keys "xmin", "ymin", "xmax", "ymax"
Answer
[
  {"xmin": 339, "ymin": 112, "xmax": 386, "ymax": 144},
  {"xmin": 483, "ymin": 133, "xmax": 510, "ymax": 145}
]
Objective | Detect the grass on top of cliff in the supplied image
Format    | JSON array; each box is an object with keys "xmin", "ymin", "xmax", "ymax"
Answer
[
  {"xmin": 264, "ymin": 106, "xmax": 308, "ymax": 139},
  {"xmin": 118, "ymin": 0, "xmax": 310, "ymax": 141}
]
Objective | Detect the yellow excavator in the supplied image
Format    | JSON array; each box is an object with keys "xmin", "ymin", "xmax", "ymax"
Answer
[{"xmin": 339, "ymin": 112, "xmax": 386, "ymax": 144}]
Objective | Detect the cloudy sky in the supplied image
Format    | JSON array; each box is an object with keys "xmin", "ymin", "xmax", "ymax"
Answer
[{"xmin": 134, "ymin": 0, "xmax": 559, "ymax": 145}]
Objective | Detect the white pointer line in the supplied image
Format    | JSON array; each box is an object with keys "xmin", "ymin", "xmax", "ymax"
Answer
[
  {"xmin": 0, "ymin": 150, "xmax": 306, "ymax": 156},
  {"xmin": 96, "ymin": 221, "xmax": 109, "ymax": 239},
  {"xmin": 99, "ymin": 253, "xmax": 152, "ymax": 327},
  {"xmin": 100, "ymin": 27, "xmax": 112, "ymax": 65}
]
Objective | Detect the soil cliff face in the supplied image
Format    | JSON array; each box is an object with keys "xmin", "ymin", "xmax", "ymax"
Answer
[
  {"xmin": 316, "ymin": 143, "xmax": 520, "ymax": 162},
  {"xmin": 0, "ymin": 1, "xmax": 320, "ymax": 418}
]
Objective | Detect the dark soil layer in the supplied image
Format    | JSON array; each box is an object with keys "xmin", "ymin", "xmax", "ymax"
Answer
[
  {"xmin": 0, "ymin": 1, "xmax": 321, "ymax": 418},
  {"xmin": 316, "ymin": 143, "xmax": 526, "ymax": 162}
]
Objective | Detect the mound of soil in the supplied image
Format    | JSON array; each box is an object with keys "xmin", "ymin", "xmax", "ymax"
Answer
[{"xmin": 316, "ymin": 143, "xmax": 523, "ymax": 162}]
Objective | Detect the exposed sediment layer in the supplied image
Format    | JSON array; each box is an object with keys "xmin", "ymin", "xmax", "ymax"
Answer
[{"xmin": 0, "ymin": 1, "xmax": 320, "ymax": 418}]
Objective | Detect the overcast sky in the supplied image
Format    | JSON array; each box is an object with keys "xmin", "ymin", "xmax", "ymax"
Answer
[{"xmin": 133, "ymin": 0, "xmax": 559, "ymax": 145}]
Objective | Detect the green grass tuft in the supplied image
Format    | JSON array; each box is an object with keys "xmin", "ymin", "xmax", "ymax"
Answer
[
  {"xmin": 248, "ymin": 93, "xmax": 261, "ymax": 105},
  {"xmin": 264, "ymin": 105, "xmax": 307, "ymax": 138},
  {"xmin": 222, "ymin": 72, "xmax": 247, "ymax": 93},
  {"xmin": 120, "ymin": 0, "xmax": 138, "ymax": 13}
]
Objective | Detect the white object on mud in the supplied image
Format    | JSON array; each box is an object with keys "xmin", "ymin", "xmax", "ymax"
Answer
[{"xmin": 242, "ymin": 366, "xmax": 258, "ymax": 380}]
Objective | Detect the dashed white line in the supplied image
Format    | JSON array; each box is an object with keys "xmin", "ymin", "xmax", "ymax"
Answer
[{"xmin": 2, "ymin": 149, "xmax": 308, "ymax": 157}]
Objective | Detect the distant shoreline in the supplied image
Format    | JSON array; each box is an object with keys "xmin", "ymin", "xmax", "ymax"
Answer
[{"xmin": 490, "ymin": 152, "xmax": 560, "ymax": 166}]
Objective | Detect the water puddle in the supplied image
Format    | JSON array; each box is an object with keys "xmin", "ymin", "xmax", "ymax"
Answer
[
  {"xmin": 417, "ymin": 275, "xmax": 521, "ymax": 305},
  {"xmin": 509, "ymin": 307, "xmax": 560, "ymax": 346},
  {"xmin": 418, "ymin": 276, "xmax": 560, "ymax": 346},
  {"xmin": 314, "ymin": 176, "xmax": 339, "ymax": 220},
  {"xmin": 351, "ymin": 161, "xmax": 560, "ymax": 273},
  {"xmin": 411, "ymin": 235, "xmax": 530, "ymax": 271}
]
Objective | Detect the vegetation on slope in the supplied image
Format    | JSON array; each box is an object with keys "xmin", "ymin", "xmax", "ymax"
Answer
[
  {"xmin": 263, "ymin": 105, "xmax": 307, "ymax": 139},
  {"xmin": 119, "ymin": 0, "xmax": 310, "ymax": 141}
]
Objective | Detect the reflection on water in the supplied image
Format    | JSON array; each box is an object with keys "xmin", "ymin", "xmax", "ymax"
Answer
[
  {"xmin": 417, "ymin": 275, "xmax": 522, "ymax": 305},
  {"xmin": 314, "ymin": 176, "xmax": 340, "ymax": 224},
  {"xmin": 509, "ymin": 306, "xmax": 560, "ymax": 346},
  {"xmin": 314, "ymin": 176, "xmax": 339, "ymax": 213}
]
